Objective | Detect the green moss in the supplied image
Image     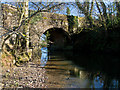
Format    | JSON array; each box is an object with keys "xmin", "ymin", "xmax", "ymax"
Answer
[{"xmin": 2, "ymin": 52, "xmax": 6, "ymax": 58}]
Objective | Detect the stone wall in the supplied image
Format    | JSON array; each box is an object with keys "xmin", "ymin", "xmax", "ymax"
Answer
[
  {"xmin": 2, "ymin": 4, "xmax": 19, "ymax": 29},
  {"xmin": 29, "ymin": 12, "xmax": 69, "ymax": 46},
  {"xmin": 1, "ymin": 4, "xmax": 83, "ymax": 46}
]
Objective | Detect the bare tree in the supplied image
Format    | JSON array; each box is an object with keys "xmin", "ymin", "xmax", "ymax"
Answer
[
  {"xmin": 116, "ymin": 0, "xmax": 120, "ymax": 18},
  {"xmin": 0, "ymin": 1, "xmax": 68, "ymax": 65},
  {"xmin": 75, "ymin": 0, "xmax": 95, "ymax": 28}
]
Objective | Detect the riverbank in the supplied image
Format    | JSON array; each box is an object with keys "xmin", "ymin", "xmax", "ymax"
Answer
[
  {"xmin": 1, "ymin": 50, "xmax": 120, "ymax": 89},
  {"xmin": 1, "ymin": 59, "xmax": 83, "ymax": 88}
]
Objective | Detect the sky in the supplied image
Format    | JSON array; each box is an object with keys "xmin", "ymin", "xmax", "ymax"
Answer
[
  {"xmin": 1, "ymin": 0, "xmax": 119, "ymax": 3},
  {"xmin": 1, "ymin": 1, "xmax": 80, "ymax": 16},
  {"xmin": 1, "ymin": 0, "xmax": 119, "ymax": 17}
]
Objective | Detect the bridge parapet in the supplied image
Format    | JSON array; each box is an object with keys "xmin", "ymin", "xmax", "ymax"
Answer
[
  {"xmin": 30, "ymin": 12, "xmax": 69, "ymax": 32},
  {"xmin": 1, "ymin": 4, "xmax": 84, "ymax": 46}
]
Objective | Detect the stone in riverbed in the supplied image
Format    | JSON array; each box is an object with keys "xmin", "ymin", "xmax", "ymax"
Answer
[{"xmin": 6, "ymin": 69, "xmax": 10, "ymax": 73}]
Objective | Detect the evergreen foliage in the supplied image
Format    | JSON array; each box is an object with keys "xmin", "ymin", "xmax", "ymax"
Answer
[{"xmin": 66, "ymin": 7, "xmax": 70, "ymax": 15}]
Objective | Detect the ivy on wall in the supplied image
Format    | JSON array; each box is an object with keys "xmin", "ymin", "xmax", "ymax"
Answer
[
  {"xmin": 67, "ymin": 15, "xmax": 78, "ymax": 34},
  {"xmin": 29, "ymin": 11, "xmax": 42, "ymax": 24}
]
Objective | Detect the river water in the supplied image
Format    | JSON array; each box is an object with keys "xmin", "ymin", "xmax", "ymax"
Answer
[
  {"xmin": 1, "ymin": 47, "xmax": 120, "ymax": 88},
  {"xmin": 38, "ymin": 47, "xmax": 120, "ymax": 88}
]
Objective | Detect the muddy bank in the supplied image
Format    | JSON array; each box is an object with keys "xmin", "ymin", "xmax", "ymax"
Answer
[{"xmin": 1, "ymin": 60, "xmax": 83, "ymax": 88}]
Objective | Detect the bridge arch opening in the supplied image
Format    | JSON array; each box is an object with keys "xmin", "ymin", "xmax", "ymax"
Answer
[{"xmin": 42, "ymin": 27, "xmax": 71, "ymax": 50}]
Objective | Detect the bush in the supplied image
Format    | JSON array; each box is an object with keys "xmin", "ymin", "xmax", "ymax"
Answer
[{"xmin": 73, "ymin": 27, "xmax": 120, "ymax": 53}]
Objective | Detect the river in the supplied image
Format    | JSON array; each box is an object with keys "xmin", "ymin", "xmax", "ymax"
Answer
[
  {"xmin": 1, "ymin": 47, "xmax": 120, "ymax": 88},
  {"xmin": 38, "ymin": 47, "xmax": 120, "ymax": 88}
]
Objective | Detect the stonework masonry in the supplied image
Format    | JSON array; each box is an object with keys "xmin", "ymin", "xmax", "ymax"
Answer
[{"xmin": 1, "ymin": 4, "xmax": 84, "ymax": 46}]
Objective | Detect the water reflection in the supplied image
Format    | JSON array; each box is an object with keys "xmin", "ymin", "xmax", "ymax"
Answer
[
  {"xmin": 109, "ymin": 79, "xmax": 119, "ymax": 88},
  {"xmin": 39, "ymin": 44, "xmax": 120, "ymax": 88},
  {"xmin": 65, "ymin": 55, "xmax": 120, "ymax": 88},
  {"xmin": 40, "ymin": 47, "xmax": 48, "ymax": 67},
  {"xmin": 92, "ymin": 75, "xmax": 104, "ymax": 88},
  {"xmin": 71, "ymin": 68, "xmax": 120, "ymax": 88}
]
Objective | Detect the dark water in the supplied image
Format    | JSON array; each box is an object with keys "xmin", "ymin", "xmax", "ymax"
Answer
[{"xmin": 40, "ymin": 47, "xmax": 120, "ymax": 88}]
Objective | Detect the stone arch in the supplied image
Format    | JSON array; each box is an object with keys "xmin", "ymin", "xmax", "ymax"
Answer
[{"xmin": 42, "ymin": 27, "xmax": 71, "ymax": 50}]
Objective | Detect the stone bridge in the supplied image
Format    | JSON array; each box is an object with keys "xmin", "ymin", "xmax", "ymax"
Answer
[{"xmin": 1, "ymin": 4, "xmax": 84, "ymax": 49}]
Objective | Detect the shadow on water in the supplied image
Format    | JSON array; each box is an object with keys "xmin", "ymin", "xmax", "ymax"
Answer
[
  {"xmin": 39, "ymin": 47, "xmax": 120, "ymax": 88},
  {"xmin": 39, "ymin": 34, "xmax": 120, "ymax": 88},
  {"xmin": 70, "ymin": 52, "xmax": 120, "ymax": 88},
  {"xmin": 72, "ymin": 52, "xmax": 120, "ymax": 76}
]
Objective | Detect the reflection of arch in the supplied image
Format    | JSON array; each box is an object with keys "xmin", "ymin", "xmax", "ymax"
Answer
[{"xmin": 43, "ymin": 27, "xmax": 71, "ymax": 50}]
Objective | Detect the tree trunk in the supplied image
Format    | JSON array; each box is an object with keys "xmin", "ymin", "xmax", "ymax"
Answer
[
  {"xmin": 95, "ymin": 0, "xmax": 107, "ymax": 31},
  {"xmin": 0, "ymin": 1, "xmax": 3, "ymax": 56},
  {"xmin": 76, "ymin": 0, "xmax": 94, "ymax": 28},
  {"xmin": 23, "ymin": 0, "xmax": 29, "ymax": 51},
  {"xmin": 0, "ymin": 1, "xmax": 3, "ymax": 85},
  {"xmin": 89, "ymin": 0, "xmax": 94, "ymax": 28}
]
